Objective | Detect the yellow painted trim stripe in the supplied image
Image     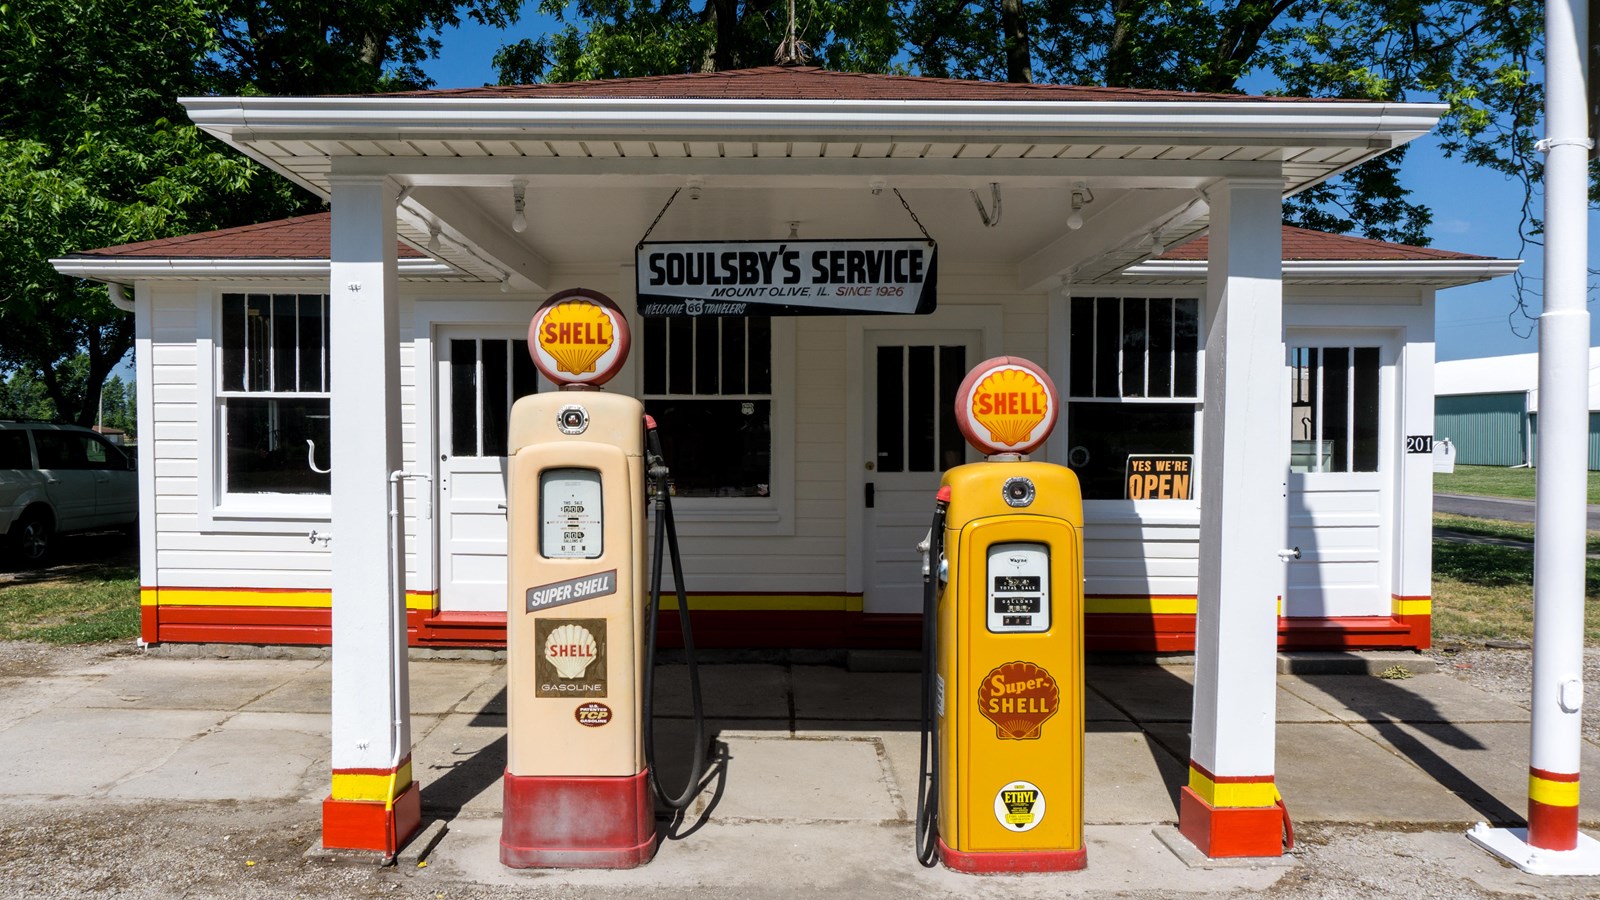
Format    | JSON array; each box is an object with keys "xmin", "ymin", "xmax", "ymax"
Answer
[
  {"xmin": 656, "ymin": 594, "xmax": 865, "ymax": 612},
  {"xmin": 1530, "ymin": 773, "xmax": 1581, "ymax": 808},
  {"xmin": 146, "ymin": 589, "xmax": 437, "ymax": 611},
  {"xmin": 1393, "ymin": 598, "xmax": 1432, "ymax": 616},
  {"xmin": 1188, "ymin": 765, "xmax": 1278, "ymax": 808},
  {"xmin": 1085, "ymin": 596, "xmax": 1197, "ymax": 615},
  {"xmin": 331, "ymin": 760, "xmax": 413, "ymax": 809}
]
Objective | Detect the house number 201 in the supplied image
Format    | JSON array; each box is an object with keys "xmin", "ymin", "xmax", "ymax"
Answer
[{"xmin": 1405, "ymin": 435, "xmax": 1434, "ymax": 453}]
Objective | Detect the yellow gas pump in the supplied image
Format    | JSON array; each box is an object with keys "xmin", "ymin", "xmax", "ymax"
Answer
[
  {"xmin": 915, "ymin": 356, "xmax": 1086, "ymax": 873},
  {"xmin": 501, "ymin": 289, "xmax": 706, "ymax": 869}
]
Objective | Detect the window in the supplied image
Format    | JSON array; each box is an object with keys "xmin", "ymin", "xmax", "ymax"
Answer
[
  {"xmin": 1289, "ymin": 346, "xmax": 1380, "ymax": 473},
  {"xmin": 33, "ymin": 431, "xmax": 125, "ymax": 471},
  {"xmin": 641, "ymin": 316, "xmax": 771, "ymax": 498},
  {"xmin": 1065, "ymin": 296, "xmax": 1200, "ymax": 500},
  {"xmin": 0, "ymin": 431, "xmax": 31, "ymax": 469},
  {"xmin": 219, "ymin": 293, "xmax": 330, "ymax": 495}
]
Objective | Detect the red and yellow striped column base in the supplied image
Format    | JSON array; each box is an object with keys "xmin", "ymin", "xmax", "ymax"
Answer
[
  {"xmin": 323, "ymin": 757, "xmax": 422, "ymax": 855},
  {"xmin": 1178, "ymin": 762, "xmax": 1286, "ymax": 858},
  {"xmin": 1529, "ymin": 767, "xmax": 1581, "ymax": 850}
]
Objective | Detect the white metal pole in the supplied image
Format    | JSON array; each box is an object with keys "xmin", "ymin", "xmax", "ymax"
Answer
[{"xmin": 1468, "ymin": 0, "xmax": 1600, "ymax": 872}]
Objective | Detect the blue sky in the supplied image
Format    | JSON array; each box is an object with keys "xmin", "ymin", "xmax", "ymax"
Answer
[{"xmin": 418, "ymin": 8, "xmax": 1597, "ymax": 363}]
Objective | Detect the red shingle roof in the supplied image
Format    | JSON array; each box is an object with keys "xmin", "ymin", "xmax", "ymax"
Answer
[
  {"xmin": 67, "ymin": 213, "xmax": 424, "ymax": 259},
  {"xmin": 1157, "ymin": 225, "xmax": 1491, "ymax": 262},
  {"xmin": 71, "ymin": 214, "xmax": 1484, "ymax": 265},
  {"xmin": 379, "ymin": 66, "xmax": 1327, "ymax": 103}
]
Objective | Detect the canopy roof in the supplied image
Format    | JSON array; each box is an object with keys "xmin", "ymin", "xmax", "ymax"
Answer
[{"xmin": 178, "ymin": 66, "xmax": 1448, "ymax": 291}]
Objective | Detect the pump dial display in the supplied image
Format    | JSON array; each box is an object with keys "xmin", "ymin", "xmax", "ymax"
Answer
[
  {"xmin": 987, "ymin": 541, "xmax": 1050, "ymax": 634},
  {"xmin": 540, "ymin": 468, "xmax": 603, "ymax": 559}
]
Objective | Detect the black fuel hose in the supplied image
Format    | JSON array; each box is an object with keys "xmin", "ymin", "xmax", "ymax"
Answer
[
  {"xmin": 914, "ymin": 493, "xmax": 949, "ymax": 867},
  {"xmin": 641, "ymin": 419, "xmax": 708, "ymax": 811}
]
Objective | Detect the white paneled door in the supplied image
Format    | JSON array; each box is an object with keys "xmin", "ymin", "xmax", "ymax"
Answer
[
  {"xmin": 1285, "ymin": 333, "xmax": 1397, "ymax": 618},
  {"xmin": 437, "ymin": 329, "xmax": 543, "ymax": 612},
  {"xmin": 863, "ymin": 330, "xmax": 978, "ymax": 614}
]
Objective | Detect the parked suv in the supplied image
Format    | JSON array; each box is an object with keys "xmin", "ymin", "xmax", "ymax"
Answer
[{"xmin": 0, "ymin": 421, "xmax": 136, "ymax": 565}]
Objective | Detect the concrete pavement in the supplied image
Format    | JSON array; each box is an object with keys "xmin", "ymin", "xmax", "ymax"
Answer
[{"xmin": 1, "ymin": 649, "xmax": 1597, "ymax": 895}]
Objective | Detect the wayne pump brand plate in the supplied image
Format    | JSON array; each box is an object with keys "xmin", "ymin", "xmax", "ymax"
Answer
[{"xmin": 636, "ymin": 239, "xmax": 937, "ymax": 317}]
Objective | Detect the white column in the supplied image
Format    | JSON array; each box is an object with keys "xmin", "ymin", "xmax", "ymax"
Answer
[
  {"xmin": 1182, "ymin": 177, "xmax": 1287, "ymax": 856},
  {"xmin": 1527, "ymin": 0, "xmax": 1591, "ymax": 851},
  {"xmin": 325, "ymin": 175, "xmax": 414, "ymax": 846},
  {"xmin": 1395, "ymin": 320, "xmax": 1436, "ymax": 642}
]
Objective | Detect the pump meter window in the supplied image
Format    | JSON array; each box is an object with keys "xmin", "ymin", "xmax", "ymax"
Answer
[
  {"xmin": 540, "ymin": 468, "xmax": 603, "ymax": 559},
  {"xmin": 987, "ymin": 542, "xmax": 1050, "ymax": 633}
]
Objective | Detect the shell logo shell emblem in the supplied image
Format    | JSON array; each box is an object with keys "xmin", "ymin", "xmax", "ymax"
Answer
[
  {"xmin": 543, "ymin": 622, "xmax": 598, "ymax": 679},
  {"xmin": 527, "ymin": 288, "xmax": 630, "ymax": 387},
  {"xmin": 977, "ymin": 660, "xmax": 1060, "ymax": 740},
  {"xmin": 954, "ymin": 357, "xmax": 1059, "ymax": 456}
]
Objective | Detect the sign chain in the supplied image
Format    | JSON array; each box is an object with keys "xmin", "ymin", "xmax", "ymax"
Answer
[
  {"xmin": 894, "ymin": 188, "xmax": 935, "ymax": 246},
  {"xmin": 637, "ymin": 187, "xmax": 683, "ymax": 250}
]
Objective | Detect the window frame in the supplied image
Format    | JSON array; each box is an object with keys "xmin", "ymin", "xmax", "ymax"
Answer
[
  {"xmin": 200, "ymin": 285, "xmax": 334, "ymax": 528},
  {"xmin": 1058, "ymin": 290, "xmax": 1205, "ymax": 511},
  {"xmin": 632, "ymin": 308, "xmax": 795, "ymax": 535}
]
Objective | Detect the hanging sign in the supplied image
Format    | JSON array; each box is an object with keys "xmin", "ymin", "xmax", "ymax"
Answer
[
  {"xmin": 1124, "ymin": 455, "xmax": 1193, "ymax": 500},
  {"xmin": 636, "ymin": 239, "xmax": 937, "ymax": 316},
  {"xmin": 953, "ymin": 357, "xmax": 1059, "ymax": 456}
]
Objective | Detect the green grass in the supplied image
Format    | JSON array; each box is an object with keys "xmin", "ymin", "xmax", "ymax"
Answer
[
  {"xmin": 1431, "ymin": 528, "xmax": 1600, "ymax": 645},
  {"xmin": 1433, "ymin": 512, "xmax": 1600, "ymax": 554},
  {"xmin": 0, "ymin": 564, "xmax": 139, "ymax": 644},
  {"xmin": 1434, "ymin": 464, "xmax": 1600, "ymax": 504}
]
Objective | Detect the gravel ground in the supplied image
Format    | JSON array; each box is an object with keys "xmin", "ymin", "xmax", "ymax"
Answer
[{"xmin": 0, "ymin": 639, "xmax": 1593, "ymax": 898}]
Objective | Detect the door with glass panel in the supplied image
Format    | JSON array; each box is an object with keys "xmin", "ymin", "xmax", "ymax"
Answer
[
  {"xmin": 863, "ymin": 331, "xmax": 978, "ymax": 615},
  {"xmin": 437, "ymin": 330, "xmax": 543, "ymax": 612},
  {"xmin": 1285, "ymin": 334, "xmax": 1396, "ymax": 618}
]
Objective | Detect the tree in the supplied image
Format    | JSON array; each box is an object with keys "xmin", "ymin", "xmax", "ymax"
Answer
[
  {"xmin": 494, "ymin": 0, "xmax": 1580, "ymax": 251},
  {"xmin": 200, "ymin": 0, "xmax": 524, "ymax": 95}
]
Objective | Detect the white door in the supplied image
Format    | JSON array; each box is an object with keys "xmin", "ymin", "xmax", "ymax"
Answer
[
  {"xmin": 863, "ymin": 330, "xmax": 979, "ymax": 614},
  {"xmin": 438, "ymin": 330, "xmax": 544, "ymax": 612},
  {"xmin": 1285, "ymin": 335, "xmax": 1396, "ymax": 618}
]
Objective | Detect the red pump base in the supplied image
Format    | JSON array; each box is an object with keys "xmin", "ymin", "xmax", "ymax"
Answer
[
  {"xmin": 937, "ymin": 838, "xmax": 1087, "ymax": 873},
  {"xmin": 500, "ymin": 769, "xmax": 657, "ymax": 868}
]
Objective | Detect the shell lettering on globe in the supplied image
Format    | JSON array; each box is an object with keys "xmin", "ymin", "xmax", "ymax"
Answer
[
  {"xmin": 976, "ymin": 660, "xmax": 1061, "ymax": 741},
  {"xmin": 538, "ymin": 300, "xmax": 614, "ymax": 375},
  {"xmin": 972, "ymin": 367, "xmax": 1050, "ymax": 447},
  {"xmin": 542, "ymin": 623, "xmax": 598, "ymax": 679}
]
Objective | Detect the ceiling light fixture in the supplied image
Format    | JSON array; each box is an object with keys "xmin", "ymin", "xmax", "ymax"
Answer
[
  {"xmin": 427, "ymin": 223, "xmax": 441, "ymax": 254},
  {"xmin": 1066, "ymin": 183, "xmax": 1094, "ymax": 231},
  {"xmin": 686, "ymin": 176, "xmax": 705, "ymax": 201},
  {"xmin": 511, "ymin": 180, "xmax": 528, "ymax": 233},
  {"xmin": 869, "ymin": 177, "xmax": 886, "ymax": 196},
  {"xmin": 788, "ymin": 221, "xmax": 800, "ymax": 239}
]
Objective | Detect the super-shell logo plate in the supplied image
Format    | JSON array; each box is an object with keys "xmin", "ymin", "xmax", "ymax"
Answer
[
  {"xmin": 528, "ymin": 289, "xmax": 630, "ymax": 386},
  {"xmin": 977, "ymin": 660, "xmax": 1060, "ymax": 740},
  {"xmin": 954, "ymin": 357, "xmax": 1058, "ymax": 456}
]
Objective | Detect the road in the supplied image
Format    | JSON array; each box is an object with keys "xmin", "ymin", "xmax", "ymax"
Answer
[{"xmin": 1435, "ymin": 491, "xmax": 1600, "ymax": 531}]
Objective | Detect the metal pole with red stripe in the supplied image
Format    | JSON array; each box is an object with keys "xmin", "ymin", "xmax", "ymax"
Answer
[{"xmin": 1467, "ymin": 0, "xmax": 1600, "ymax": 873}]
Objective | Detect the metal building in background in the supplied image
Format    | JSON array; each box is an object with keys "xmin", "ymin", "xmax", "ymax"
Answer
[{"xmin": 1434, "ymin": 349, "xmax": 1600, "ymax": 470}]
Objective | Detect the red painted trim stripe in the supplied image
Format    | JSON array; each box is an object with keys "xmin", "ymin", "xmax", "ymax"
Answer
[
  {"xmin": 1189, "ymin": 759, "xmax": 1274, "ymax": 784},
  {"xmin": 1529, "ymin": 798, "xmax": 1581, "ymax": 851},
  {"xmin": 1531, "ymin": 767, "xmax": 1581, "ymax": 782},
  {"xmin": 332, "ymin": 755, "xmax": 412, "ymax": 778}
]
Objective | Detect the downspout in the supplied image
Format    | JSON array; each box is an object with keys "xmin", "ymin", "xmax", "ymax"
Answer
[{"xmin": 107, "ymin": 283, "xmax": 135, "ymax": 312}]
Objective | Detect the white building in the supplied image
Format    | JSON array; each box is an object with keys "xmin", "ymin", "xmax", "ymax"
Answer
[{"xmin": 50, "ymin": 65, "xmax": 1524, "ymax": 856}]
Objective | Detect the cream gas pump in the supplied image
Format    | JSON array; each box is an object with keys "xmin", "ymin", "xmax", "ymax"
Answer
[
  {"xmin": 914, "ymin": 356, "xmax": 1086, "ymax": 873},
  {"xmin": 501, "ymin": 289, "xmax": 706, "ymax": 869}
]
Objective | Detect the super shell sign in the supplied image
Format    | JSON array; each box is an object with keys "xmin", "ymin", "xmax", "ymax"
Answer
[
  {"xmin": 528, "ymin": 288, "xmax": 631, "ymax": 387},
  {"xmin": 954, "ymin": 357, "xmax": 1059, "ymax": 456}
]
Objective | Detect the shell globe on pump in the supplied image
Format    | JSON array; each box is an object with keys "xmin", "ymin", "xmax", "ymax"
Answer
[{"xmin": 914, "ymin": 355, "xmax": 1086, "ymax": 874}]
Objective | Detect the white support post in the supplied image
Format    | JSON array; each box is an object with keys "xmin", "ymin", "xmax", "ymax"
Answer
[
  {"xmin": 321, "ymin": 175, "xmax": 420, "ymax": 855},
  {"xmin": 1179, "ymin": 177, "xmax": 1289, "ymax": 858},
  {"xmin": 1468, "ymin": 0, "xmax": 1600, "ymax": 873}
]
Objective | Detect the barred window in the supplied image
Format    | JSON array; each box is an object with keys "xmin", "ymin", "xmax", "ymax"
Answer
[
  {"xmin": 641, "ymin": 316, "xmax": 772, "ymax": 498},
  {"xmin": 1065, "ymin": 297, "xmax": 1200, "ymax": 500},
  {"xmin": 219, "ymin": 293, "xmax": 330, "ymax": 495}
]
